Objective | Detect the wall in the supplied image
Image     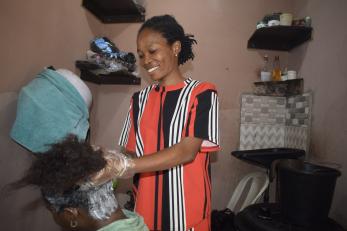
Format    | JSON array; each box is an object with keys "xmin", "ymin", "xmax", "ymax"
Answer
[
  {"xmin": 0, "ymin": 1, "xmax": 101, "ymax": 230},
  {"xmin": 0, "ymin": 0, "xmax": 104, "ymax": 92},
  {"xmin": 0, "ymin": 93, "xmax": 60, "ymax": 231},
  {"xmin": 290, "ymin": 0, "xmax": 347, "ymax": 227},
  {"xmin": 2, "ymin": 0, "xmax": 346, "ymax": 230}
]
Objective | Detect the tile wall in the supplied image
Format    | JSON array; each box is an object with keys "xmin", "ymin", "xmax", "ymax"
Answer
[{"xmin": 239, "ymin": 92, "xmax": 312, "ymax": 151}]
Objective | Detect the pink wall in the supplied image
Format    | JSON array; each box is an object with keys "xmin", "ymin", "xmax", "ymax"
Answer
[{"xmin": 1, "ymin": 0, "xmax": 346, "ymax": 230}]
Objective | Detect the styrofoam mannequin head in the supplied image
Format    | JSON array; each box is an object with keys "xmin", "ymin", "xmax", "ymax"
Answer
[{"xmin": 56, "ymin": 69, "xmax": 92, "ymax": 108}]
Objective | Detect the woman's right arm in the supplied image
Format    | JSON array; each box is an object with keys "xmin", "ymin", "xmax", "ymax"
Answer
[{"xmin": 132, "ymin": 136, "xmax": 202, "ymax": 173}]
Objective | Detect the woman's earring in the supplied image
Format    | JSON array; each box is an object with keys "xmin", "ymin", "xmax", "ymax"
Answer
[
  {"xmin": 175, "ymin": 53, "xmax": 178, "ymax": 57},
  {"xmin": 70, "ymin": 220, "xmax": 78, "ymax": 228}
]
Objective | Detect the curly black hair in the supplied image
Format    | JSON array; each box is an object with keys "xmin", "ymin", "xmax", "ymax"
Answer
[
  {"xmin": 138, "ymin": 14, "xmax": 197, "ymax": 65},
  {"xmin": 14, "ymin": 135, "xmax": 106, "ymax": 194}
]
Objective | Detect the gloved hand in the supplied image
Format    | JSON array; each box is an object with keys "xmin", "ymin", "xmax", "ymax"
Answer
[{"xmin": 86, "ymin": 146, "xmax": 135, "ymax": 187}]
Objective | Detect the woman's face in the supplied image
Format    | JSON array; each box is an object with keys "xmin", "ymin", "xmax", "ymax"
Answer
[{"xmin": 137, "ymin": 28, "xmax": 180, "ymax": 84}]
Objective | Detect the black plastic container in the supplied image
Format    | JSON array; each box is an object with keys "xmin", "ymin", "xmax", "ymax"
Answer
[{"xmin": 277, "ymin": 159, "xmax": 341, "ymax": 227}]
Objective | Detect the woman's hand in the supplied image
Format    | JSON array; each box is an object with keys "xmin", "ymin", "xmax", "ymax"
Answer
[{"xmin": 86, "ymin": 148, "xmax": 135, "ymax": 187}]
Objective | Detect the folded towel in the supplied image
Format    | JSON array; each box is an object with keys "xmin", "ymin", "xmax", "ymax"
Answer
[{"xmin": 10, "ymin": 69, "xmax": 90, "ymax": 153}]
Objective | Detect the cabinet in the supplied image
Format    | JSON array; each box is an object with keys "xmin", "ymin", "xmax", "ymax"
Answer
[
  {"xmin": 247, "ymin": 26, "xmax": 312, "ymax": 51},
  {"xmin": 82, "ymin": 0, "xmax": 145, "ymax": 23}
]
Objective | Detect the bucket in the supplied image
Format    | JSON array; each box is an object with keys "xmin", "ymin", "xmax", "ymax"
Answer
[{"xmin": 277, "ymin": 159, "xmax": 341, "ymax": 227}]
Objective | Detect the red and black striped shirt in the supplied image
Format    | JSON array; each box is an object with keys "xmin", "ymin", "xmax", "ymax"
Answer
[{"xmin": 119, "ymin": 78, "xmax": 220, "ymax": 231}]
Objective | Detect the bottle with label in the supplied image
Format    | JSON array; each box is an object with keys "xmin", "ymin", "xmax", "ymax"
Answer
[
  {"xmin": 272, "ymin": 56, "xmax": 282, "ymax": 81},
  {"xmin": 260, "ymin": 55, "xmax": 271, "ymax": 81},
  {"xmin": 262, "ymin": 55, "xmax": 270, "ymax": 72}
]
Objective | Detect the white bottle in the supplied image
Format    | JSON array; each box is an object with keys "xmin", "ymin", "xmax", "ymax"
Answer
[{"xmin": 260, "ymin": 55, "xmax": 271, "ymax": 81}]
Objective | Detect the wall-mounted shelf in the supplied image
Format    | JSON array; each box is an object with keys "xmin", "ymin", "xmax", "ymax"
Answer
[
  {"xmin": 253, "ymin": 78, "xmax": 303, "ymax": 96},
  {"xmin": 79, "ymin": 69, "xmax": 141, "ymax": 85},
  {"xmin": 76, "ymin": 60, "xmax": 141, "ymax": 85},
  {"xmin": 82, "ymin": 0, "xmax": 145, "ymax": 23},
  {"xmin": 247, "ymin": 26, "xmax": 312, "ymax": 51}
]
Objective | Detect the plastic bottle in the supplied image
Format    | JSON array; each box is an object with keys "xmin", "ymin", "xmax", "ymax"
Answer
[
  {"xmin": 260, "ymin": 55, "xmax": 271, "ymax": 81},
  {"xmin": 272, "ymin": 56, "xmax": 282, "ymax": 81},
  {"xmin": 262, "ymin": 55, "xmax": 270, "ymax": 72}
]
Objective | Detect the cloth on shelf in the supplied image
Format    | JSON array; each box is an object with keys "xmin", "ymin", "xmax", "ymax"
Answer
[{"xmin": 10, "ymin": 69, "xmax": 90, "ymax": 153}]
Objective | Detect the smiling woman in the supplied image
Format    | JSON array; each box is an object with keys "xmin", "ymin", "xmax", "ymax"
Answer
[
  {"xmin": 136, "ymin": 15, "xmax": 196, "ymax": 85},
  {"xmin": 93, "ymin": 14, "xmax": 221, "ymax": 231},
  {"xmin": 137, "ymin": 28, "xmax": 178, "ymax": 83}
]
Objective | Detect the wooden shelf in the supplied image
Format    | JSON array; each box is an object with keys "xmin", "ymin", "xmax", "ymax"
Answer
[
  {"xmin": 82, "ymin": 0, "xmax": 145, "ymax": 23},
  {"xmin": 247, "ymin": 26, "xmax": 312, "ymax": 51}
]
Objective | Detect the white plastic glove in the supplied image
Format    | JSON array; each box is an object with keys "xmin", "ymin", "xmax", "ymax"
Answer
[{"xmin": 87, "ymin": 147, "xmax": 135, "ymax": 187}]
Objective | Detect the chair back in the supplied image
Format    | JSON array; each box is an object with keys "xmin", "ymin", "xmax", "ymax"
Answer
[{"xmin": 226, "ymin": 171, "xmax": 269, "ymax": 213}]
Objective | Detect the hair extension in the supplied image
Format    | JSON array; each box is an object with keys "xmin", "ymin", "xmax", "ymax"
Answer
[{"xmin": 138, "ymin": 14, "xmax": 197, "ymax": 65}]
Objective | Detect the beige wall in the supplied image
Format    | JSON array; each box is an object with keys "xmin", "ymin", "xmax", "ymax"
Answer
[
  {"xmin": 0, "ymin": 0, "xmax": 98, "ymax": 92},
  {"xmin": 0, "ymin": 93, "xmax": 60, "ymax": 231},
  {"xmin": 290, "ymin": 0, "xmax": 347, "ymax": 226},
  {"xmin": 1, "ymin": 0, "xmax": 346, "ymax": 230}
]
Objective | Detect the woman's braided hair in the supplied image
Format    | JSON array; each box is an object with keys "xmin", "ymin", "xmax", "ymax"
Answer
[{"xmin": 138, "ymin": 14, "xmax": 197, "ymax": 65}]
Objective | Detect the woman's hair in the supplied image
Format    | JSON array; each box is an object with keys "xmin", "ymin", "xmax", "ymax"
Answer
[
  {"xmin": 138, "ymin": 14, "xmax": 197, "ymax": 65},
  {"xmin": 44, "ymin": 181, "xmax": 118, "ymax": 220},
  {"xmin": 18, "ymin": 134, "xmax": 106, "ymax": 194},
  {"xmin": 11, "ymin": 135, "xmax": 119, "ymax": 220}
]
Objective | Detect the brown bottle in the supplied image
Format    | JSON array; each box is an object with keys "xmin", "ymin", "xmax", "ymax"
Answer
[{"xmin": 272, "ymin": 56, "xmax": 281, "ymax": 81}]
